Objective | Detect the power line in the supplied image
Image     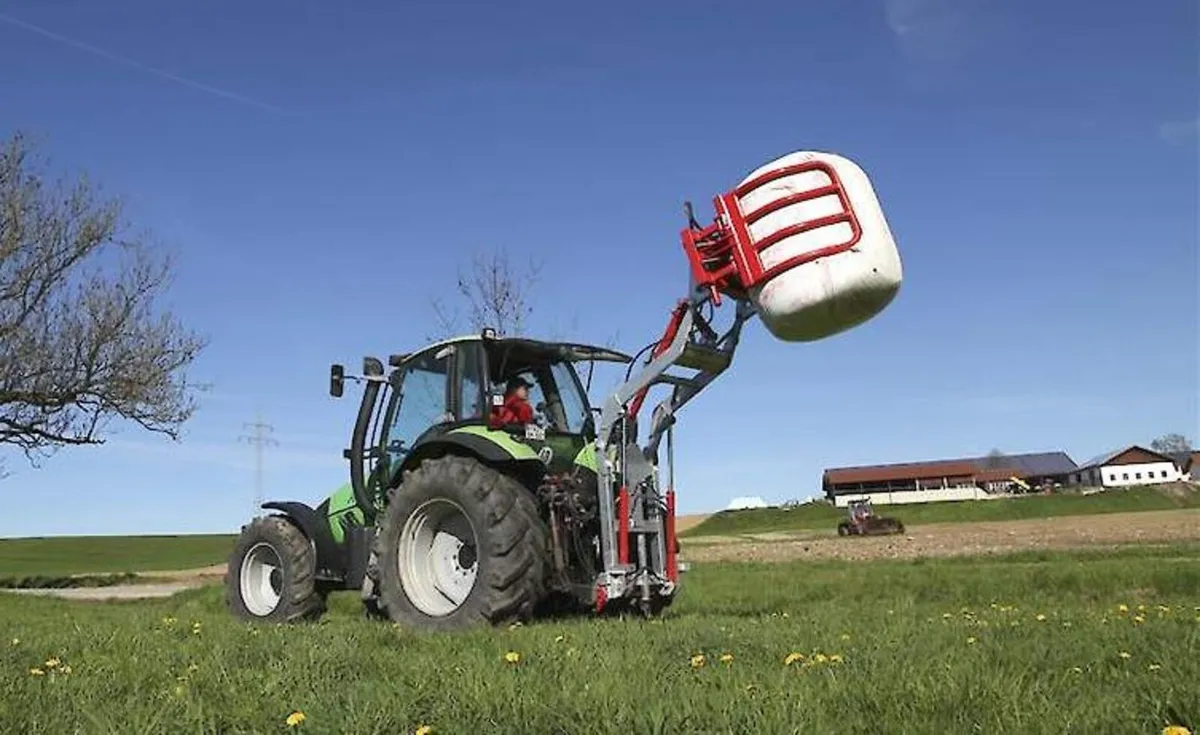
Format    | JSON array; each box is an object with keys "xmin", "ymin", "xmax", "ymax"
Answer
[{"xmin": 238, "ymin": 416, "xmax": 278, "ymax": 517}]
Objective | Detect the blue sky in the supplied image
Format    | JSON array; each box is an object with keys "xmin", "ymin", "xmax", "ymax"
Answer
[{"xmin": 0, "ymin": 0, "xmax": 1195, "ymax": 537}]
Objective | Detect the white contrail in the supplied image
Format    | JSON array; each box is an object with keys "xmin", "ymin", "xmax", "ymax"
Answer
[{"xmin": 0, "ymin": 11, "xmax": 282, "ymax": 113}]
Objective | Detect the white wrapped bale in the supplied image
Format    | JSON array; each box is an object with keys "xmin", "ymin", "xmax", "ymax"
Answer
[{"xmin": 736, "ymin": 151, "xmax": 903, "ymax": 342}]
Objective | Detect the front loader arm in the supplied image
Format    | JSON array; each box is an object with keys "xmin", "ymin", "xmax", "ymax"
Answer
[{"xmin": 591, "ymin": 282, "xmax": 756, "ymax": 604}]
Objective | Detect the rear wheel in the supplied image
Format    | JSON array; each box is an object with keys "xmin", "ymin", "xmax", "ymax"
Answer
[
  {"xmin": 837, "ymin": 522, "xmax": 850, "ymax": 537},
  {"xmin": 225, "ymin": 516, "xmax": 326, "ymax": 623},
  {"xmin": 372, "ymin": 455, "xmax": 549, "ymax": 631}
]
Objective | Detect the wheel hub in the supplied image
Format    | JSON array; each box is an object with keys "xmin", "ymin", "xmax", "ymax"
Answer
[
  {"xmin": 239, "ymin": 542, "xmax": 284, "ymax": 616},
  {"xmin": 397, "ymin": 498, "xmax": 480, "ymax": 617}
]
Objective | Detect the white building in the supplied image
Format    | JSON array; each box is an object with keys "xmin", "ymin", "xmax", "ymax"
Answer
[
  {"xmin": 1071, "ymin": 445, "xmax": 1184, "ymax": 488},
  {"xmin": 724, "ymin": 496, "xmax": 770, "ymax": 511}
]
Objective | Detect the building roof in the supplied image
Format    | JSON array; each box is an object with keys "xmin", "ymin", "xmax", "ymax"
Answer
[
  {"xmin": 823, "ymin": 451, "xmax": 1078, "ymax": 486},
  {"xmin": 1077, "ymin": 445, "xmax": 1176, "ymax": 471}
]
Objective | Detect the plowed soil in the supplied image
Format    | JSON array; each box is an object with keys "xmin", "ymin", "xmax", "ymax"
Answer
[
  {"xmin": 10, "ymin": 509, "xmax": 1198, "ymax": 601},
  {"xmin": 681, "ymin": 508, "xmax": 1200, "ymax": 564}
]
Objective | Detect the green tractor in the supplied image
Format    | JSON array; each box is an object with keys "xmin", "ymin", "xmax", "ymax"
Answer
[{"xmin": 224, "ymin": 314, "xmax": 750, "ymax": 630}]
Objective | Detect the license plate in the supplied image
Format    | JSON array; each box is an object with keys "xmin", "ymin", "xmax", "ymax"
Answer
[{"xmin": 524, "ymin": 424, "xmax": 546, "ymax": 441}]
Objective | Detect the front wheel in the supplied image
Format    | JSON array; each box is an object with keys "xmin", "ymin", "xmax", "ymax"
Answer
[
  {"xmin": 225, "ymin": 516, "xmax": 326, "ymax": 623},
  {"xmin": 372, "ymin": 455, "xmax": 549, "ymax": 632}
]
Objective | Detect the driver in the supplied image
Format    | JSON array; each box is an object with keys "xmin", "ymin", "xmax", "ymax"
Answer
[{"xmin": 491, "ymin": 375, "xmax": 534, "ymax": 427}]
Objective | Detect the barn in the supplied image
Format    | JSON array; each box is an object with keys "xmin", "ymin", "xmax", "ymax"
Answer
[
  {"xmin": 822, "ymin": 451, "xmax": 1078, "ymax": 507},
  {"xmin": 1070, "ymin": 445, "xmax": 1185, "ymax": 488}
]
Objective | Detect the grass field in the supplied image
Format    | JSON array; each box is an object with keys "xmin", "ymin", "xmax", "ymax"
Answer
[
  {"xmin": 685, "ymin": 485, "xmax": 1200, "ymax": 538},
  {"xmin": 2, "ymin": 544, "xmax": 1198, "ymax": 733},
  {"xmin": 0, "ymin": 534, "xmax": 234, "ymax": 578}
]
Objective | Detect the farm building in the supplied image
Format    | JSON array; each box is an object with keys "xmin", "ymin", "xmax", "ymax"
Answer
[
  {"xmin": 724, "ymin": 496, "xmax": 770, "ymax": 511},
  {"xmin": 1070, "ymin": 445, "xmax": 1185, "ymax": 487},
  {"xmin": 823, "ymin": 451, "xmax": 1078, "ymax": 507}
]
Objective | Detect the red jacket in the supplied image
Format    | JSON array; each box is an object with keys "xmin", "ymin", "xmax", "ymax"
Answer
[{"xmin": 491, "ymin": 394, "xmax": 533, "ymax": 426}]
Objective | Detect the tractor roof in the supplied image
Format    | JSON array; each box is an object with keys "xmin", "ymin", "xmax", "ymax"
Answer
[{"xmin": 388, "ymin": 334, "xmax": 633, "ymax": 368}]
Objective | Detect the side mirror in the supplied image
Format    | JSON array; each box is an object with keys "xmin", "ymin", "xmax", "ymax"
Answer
[{"xmin": 329, "ymin": 364, "xmax": 345, "ymax": 398}]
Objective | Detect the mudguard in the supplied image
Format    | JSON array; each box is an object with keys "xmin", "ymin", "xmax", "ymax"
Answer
[
  {"xmin": 261, "ymin": 501, "xmax": 345, "ymax": 579},
  {"xmin": 397, "ymin": 425, "xmax": 545, "ymax": 474}
]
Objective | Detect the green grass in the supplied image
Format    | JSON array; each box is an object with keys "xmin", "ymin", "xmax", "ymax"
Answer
[
  {"xmin": 685, "ymin": 485, "xmax": 1200, "ymax": 537},
  {"xmin": 2, "ymin": 545, "xmax": 1198, "ymax": 733},
  {"xmin": 0, "ymin": 534, "xmax": 235, "ymax": 577}
]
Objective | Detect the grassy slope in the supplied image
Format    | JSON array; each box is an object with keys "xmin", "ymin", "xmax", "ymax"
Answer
[
  {"xmin": 1, "ymin": 544, "xmax": 1198, "ymax": 734},
  {"xmin": 0, "ymin": 535, "xmax": 235, "ymax": 577},
  {"xmin": 684, "ymin": 485, "xmax": 1200, "ymax": 537}
]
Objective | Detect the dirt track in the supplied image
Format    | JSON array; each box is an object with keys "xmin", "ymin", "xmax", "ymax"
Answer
[{"xmin": 681, "ymin": 508, "xmax": 1200, "ymax": 564}]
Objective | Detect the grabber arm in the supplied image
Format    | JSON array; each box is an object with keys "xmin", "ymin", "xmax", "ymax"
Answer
[{"xmin": 592, "ymin": 283, "xmax": 757, "ymax": 587}]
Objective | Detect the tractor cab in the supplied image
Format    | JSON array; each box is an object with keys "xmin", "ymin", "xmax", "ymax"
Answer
[
  {"xmin": 848, "ymin": 499, "xmax": 874, "ymax": 524},
  {"xmin": 333, "ymin": 331, "xmax": 633, "ymax": 520}
]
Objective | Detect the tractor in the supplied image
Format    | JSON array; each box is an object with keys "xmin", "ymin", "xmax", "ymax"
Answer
[
  {"xmin": 836, "ymin": 499, "xmax": 905, "ymax": 536},
  {"xmin": 224, "ymin": 150, "xmax": 903, "ymax": 630}
]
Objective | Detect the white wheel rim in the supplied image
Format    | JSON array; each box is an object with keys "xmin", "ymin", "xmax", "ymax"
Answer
[
  {"xmin": 240, "ymin": 542, "xmax": 283, "ymax": 616},
  {"xmin": 398, "ymin": 498, "xmax": 479, "ymax": 617}
]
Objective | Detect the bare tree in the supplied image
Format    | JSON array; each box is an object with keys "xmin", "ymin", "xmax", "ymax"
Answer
[
  {"xmin": 428, "ymin": 245, "xmax": 624, "ymax": 350},
  {"xmin": 429, "ymin": 246, "xmax": 543, "ymax": 340},
  {"xmin": 1151, "ymin": 433, "xmax": 1192, "ymax": 456},
  {"xmin": 0, "ymin": 131, "xmax": 208, "ymax": 470},
  {"xmin": 982, "ymin": 448, "xmax": 1008, "ymax": 470}
]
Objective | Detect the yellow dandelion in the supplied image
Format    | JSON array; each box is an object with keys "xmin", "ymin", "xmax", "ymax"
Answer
[
  {"xmin": 967, "ymin": 637, "xmax": 977, "ymax": 645},
  {"xmin": 44, "ymin": 657, "xmax": 61, "ymax": 669},
  {"xmin": 814, "ymin": 653, "xmax": 828, "ymax": 664},
  {"xmin": 10, "ymin": 638, "xmax": 19, "ymax": 646},
  {"xmin": 1117, "ymin": 604, "xmax": 1128, "ymax": 614},
  {"xmin": 942, "ymin": 612, "xmax": 952, "ymax": 619},
  {"xmin": 719, "ymin": 653, "xmax": 734, "ymax": 664},
  {"xmin": 887, "ymin": 609, "xmax": 894, "ymax": 615},
  {"xmin": 829, "ymin": 654, "xmax": 844, "ymax": 663},
  {"xmin": 29, "ymin": 667, "xmax": 45, "ymax": 676},
  {"xmin": 1062, "ymin": 621, "xmax": 1072, "ymax": 628},
  {"xmin": 1137, "ymin": 604, "xmax": 1146, "ymax": 612},
  {"xmin": 1035, "ymin": 614, "xmax": 1047, "ymax": 622},
  {"xmin": 784, "ymin": 652, "xmax": 804, "ymax": 666},
  {"xmin": 689, "ymin": 653, "xmax": 706, "ymax": 668},
  {"xmin": 840, "ymin": 633, "xmax": 851, "ymax": 641},
  {"xmin": 781, "ymin": 612, "xmax": 789, "ymax": 618},
  {"xmin": 286, "ymin": 711, "xmax": 306, "ymax": 727},
  {"xmin": 1148, "ymin": 663, "xmax": 1162, "ymax": 672},
  {"xmin": 504, "ymin": 651, "xmax": 521, "ymax": 664},
  {"xmin": 414, "ymin": 725, "xmax": 433, "ymax": 735},
  {"xmin": 554, "ymin": 635, "xmax": 565, "ymax": 643},
  {"xmin": 61, "ymin": 665, "xmax": 72, "ymax": 675},
  {"xmin": 1118, "ymin": 651, "xmax": 1131, "ymax": 659},
  {"xmin": 1162, "ymin": 726, "xmax": 1191, "ymax": 735},
  {"xmin": 507, "ymin": 622, "xmax": 523, "ymax": 631},
  {"xmin": 1070, "ymin": 666, "xmax": 1082, "ymax": 674},
  {"xmin": 1133, "ymin": 615, "xmax": 1146, "ymax": 625}
]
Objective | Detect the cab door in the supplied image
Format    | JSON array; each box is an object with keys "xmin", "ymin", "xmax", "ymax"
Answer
[{"xmin": 378, "ymin": 344, "xmax": 456, "ymax": 479}]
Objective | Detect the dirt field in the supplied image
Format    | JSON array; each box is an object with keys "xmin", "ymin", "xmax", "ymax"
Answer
[
  {"xmin": 675, "ymin": 513, "xmax": 711, "ymax": 534},
  {"xmin": 8, "ymin": 509, "xmax": 1197, "ymax": 601},
  {"xmin": 681, "ymin": 508, "xmax": 1200, "ymax": 563}
]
